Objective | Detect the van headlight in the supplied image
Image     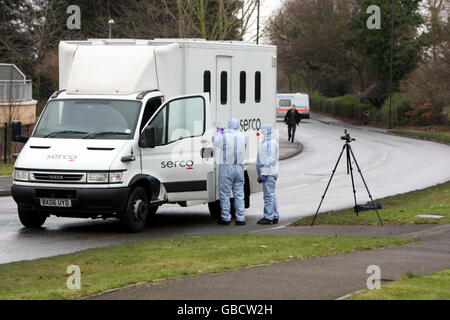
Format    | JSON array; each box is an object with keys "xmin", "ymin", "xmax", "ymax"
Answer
[
  {"xmin": 87, "ymin": 172, "xmax": 109, "ymax": 183},
  {"xmin": 86, "ymin": 172, "xmax": 123, "ymax": 183},
  {"xmin": 14, "ymin": 170, "xmax": 29, "ymax": 181}
]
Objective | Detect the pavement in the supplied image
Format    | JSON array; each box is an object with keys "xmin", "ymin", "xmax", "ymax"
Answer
[{"xmin": 89, "ymin": 224, "xmax": 450, "ymax": 300}]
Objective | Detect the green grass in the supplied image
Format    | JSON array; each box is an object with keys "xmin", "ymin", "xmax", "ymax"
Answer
[
  {"xmin": 0, "ymin": 233, "xmax": 416, "ymax": 300},
  {"xmin": 294, "ymin": 181, "xmax": 450, "ymax": 226},
  {"xmin": 390, "ymin": 129, "xmax": 450, "ymax": 144},
  {"xmin": 0, "ymin": 161, "xmax": 14, "ymax": 176},
  {"xmin": 347, "ymin": 268, "xmax": 450, "ymax": 300}
]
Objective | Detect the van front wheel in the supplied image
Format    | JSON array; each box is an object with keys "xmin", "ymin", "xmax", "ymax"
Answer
[
  {"xmin": 119, "ymin": 187, "xmax": 149, "ymax": 233},
  {"xmin": 18, "ymin": 207, "xmax": 47, "ymax": 228}
]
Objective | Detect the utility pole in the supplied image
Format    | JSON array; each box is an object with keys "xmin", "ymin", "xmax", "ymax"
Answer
[
  {"xmin": 256, "ymin": 0, "xmax": 260, "ymax": 44},
  {"xmin": 388, "ymin": 0, "xmax": 395, "ymax": 129}
]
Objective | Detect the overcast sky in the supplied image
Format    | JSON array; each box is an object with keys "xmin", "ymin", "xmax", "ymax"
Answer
[{"xmin": 244, "ymin": 0, "xmax": 284, "ymax": 43}]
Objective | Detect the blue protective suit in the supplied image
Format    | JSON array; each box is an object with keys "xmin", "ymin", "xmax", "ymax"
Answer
[
  {"xmin": 212, "ymin": 118, "xmax": 247, "ymax": 222},
  {"xmin": 257, "ymin": 125, "xmax": 280, "ymax": 221}
]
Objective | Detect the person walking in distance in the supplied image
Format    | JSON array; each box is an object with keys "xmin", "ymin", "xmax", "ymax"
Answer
[
  {"xmin": 284, "ymin": 105, "xmax": 301, "ymax": 143},
  {"xmin": 212, "ymin": 118, "xmax": 248, "ymax": 225}
]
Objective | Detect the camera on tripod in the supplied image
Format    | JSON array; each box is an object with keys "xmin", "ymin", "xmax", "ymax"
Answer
[
  {"xmin": 311, "ymin": 129, "xmax": 383, "ymax": 226},
  {"xmin": 341, "ymin": 130, "xmax": 356, "ymax": 143}
]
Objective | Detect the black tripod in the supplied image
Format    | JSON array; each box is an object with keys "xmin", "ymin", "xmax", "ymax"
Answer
[{"xmin": 311, "ymin": 130, "xmax": 383, "ymax": 226}]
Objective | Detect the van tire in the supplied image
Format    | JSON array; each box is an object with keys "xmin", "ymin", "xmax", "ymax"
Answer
[
  {"xmin": 119, "ymin": 187, "xmax": 149, "ymax": 233},
  {"xmin": 148, "ymin": 205, "xmax": 159, "ymax": 216},
  {"xmin": 146, "ymin": 205, "xmax": 159, "ymax": 225},
  {"xmin": 208, "ymin": 199, "xmax": 236, "ymax": 219},
  {"xmin": 18, "ymin": 207, "xmax": 47, "ymax": 228}
]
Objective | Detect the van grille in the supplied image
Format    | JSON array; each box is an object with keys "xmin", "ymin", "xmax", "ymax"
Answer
[{"xmin": 30, "ymin": 172, "xmax": 86, "ymax": 183}]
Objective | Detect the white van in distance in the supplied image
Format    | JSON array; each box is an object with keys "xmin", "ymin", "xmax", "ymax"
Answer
[
  {"xmin": 276, "ymin": 93, "xmax": 310, "ymax": 119},
  {"xmin": 11, "ymin": 39, "xmax": 277, "ymax": 232}
]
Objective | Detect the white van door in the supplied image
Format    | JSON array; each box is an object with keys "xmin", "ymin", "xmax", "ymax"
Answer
[
  {"xmin": 216, "ymin": 57, "xmax": 232, "ymax": 129},
  {"xmin": 140, "ymin": 94, "xmax": 214, "ymax": 202}
]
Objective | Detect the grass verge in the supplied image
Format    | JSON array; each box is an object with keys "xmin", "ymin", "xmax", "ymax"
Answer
[
  {"xmin": 0, "ymin": 233, "xmax": 416, "ymax": 300},
  {"xmin": 294, "ymin": 181, "xmax": 450, "ymax": 226},
  {"xmin": 347, "ymin": 268, "xmax": 450, "ymax": 300},
  {"xmin": 389, "ymin": 129, "xmax": 450, "ymax": 144},
  {"xmin": 0, "ymin": 161, "xmax": 14, "ymax": 176}
]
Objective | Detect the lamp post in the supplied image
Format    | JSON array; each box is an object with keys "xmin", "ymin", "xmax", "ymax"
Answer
[
  {"xmin": 256, "ymin": 0, "xmax": 260, "ymax": 44},
  {"xmin": 388, "ymin": 0, "xmax": 395, "ymax": 129},
  {"xmin": 108, "ymin": 19, "xmax": 115, "ymax": 39}
]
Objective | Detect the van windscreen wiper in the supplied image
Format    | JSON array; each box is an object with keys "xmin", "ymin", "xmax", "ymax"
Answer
[
  {"xmin": 84, "ymin": 131, "xmax": 131, "ymax": 139},
  {"xmin": 44, "ymin": 130, "xmax": 89, "ymax": 138}
]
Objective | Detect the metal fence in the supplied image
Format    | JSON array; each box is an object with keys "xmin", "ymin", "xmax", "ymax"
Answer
[
  {"xmin": 0, "ymin": 122, "xmax": 33, "ymax": 162},
  {"xmin": 0, "ymin": 80, "xmax": 33, "ymax": 103}
]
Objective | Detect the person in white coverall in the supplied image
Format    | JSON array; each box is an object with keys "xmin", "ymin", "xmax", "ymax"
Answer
[
  {"xmin": 256, "ymin": 124, "xmax": 280, "ymax": 225},
  {"xmin": 212, "ymin": 118, "xmax": 248, "ymax": 225}
]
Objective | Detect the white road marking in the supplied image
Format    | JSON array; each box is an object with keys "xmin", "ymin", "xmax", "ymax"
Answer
[
  {"xmin": 320, "ymin": 175, "xmax": 345, "ymax": 182},
  {"xmin": 336, "ymin": 289, "xmax": 366, "ymax": 300},
  {"xmin": 251, "ymin": 225, "xmax": 287, "ymax": 233}
]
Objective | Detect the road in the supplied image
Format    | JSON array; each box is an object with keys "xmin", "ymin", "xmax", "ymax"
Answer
[{"xmin": 0, "ymin": 118, "xmax": 449, "ymax": 264}]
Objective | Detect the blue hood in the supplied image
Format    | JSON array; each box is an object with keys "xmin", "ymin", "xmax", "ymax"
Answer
[
  {"xmin": 228, "ymin": 118, "xmax": 240, "ymax": 131},
  {"xmin": 261, "ymin": 124, "xmax": 273, "ymax": 142}
]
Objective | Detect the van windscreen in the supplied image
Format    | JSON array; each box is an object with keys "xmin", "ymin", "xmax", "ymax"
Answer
[{"xmin": 33, "ymin": 99, "xmax": 142, "ymax": 139}]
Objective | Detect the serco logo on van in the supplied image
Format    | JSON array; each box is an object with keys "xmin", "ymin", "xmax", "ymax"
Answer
[
  {"xmin": 161, "ymin": 160, "xmax": 194, "ymax": 169},
  {"xmin": 240, "ymin": 118, "xmax": 261, "ymax": 132},
  {"xmin": 46, "ymin": 154, "xmax": 78, "ymax": 162}
]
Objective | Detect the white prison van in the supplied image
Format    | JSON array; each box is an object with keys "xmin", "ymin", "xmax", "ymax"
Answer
[
  {"xmin": 11, "ymin": 39, "xmax": 277, "ymax": 232},
  {"xmin": 276, "ymin": 93, "xmax": 310, "ymax": 119}
]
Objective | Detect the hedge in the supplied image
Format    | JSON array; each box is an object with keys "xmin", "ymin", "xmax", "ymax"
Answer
[{"xmin": 310, "ymin": 95, "xmax": 378, "ymax": 122}]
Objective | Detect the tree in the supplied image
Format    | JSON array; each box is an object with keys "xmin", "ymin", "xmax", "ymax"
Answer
[
  {"xmin": 161, "ymin": 0, "xmax": 258, "ymax": 40},
  {"xmin": 400, "ymin": 0, "xmax": 449, "ymax": 117},
  {"xmin": 349, "ymin": 0, "xmax": 423, "ymax": 91},
  {"xmin": 267, "ymin": 0, "xmax": 360, "ymax": 96}
]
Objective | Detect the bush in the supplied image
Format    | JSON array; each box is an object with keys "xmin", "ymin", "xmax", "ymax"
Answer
[
  {"xmin": 310, "ymin": 95, "xmax": 377, "ymax": 122},
  {"xmin": 376, "ymin": 92, "xmax": 412, "ymax": 126},
  {"xmin": 405, "ymin": 102, "xmax": 446, "ymax": 126}
]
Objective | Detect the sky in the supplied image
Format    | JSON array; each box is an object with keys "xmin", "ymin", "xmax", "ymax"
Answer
[{"xmin": 243, "ymin": 0, "xmax": 284, "ymax": 43}]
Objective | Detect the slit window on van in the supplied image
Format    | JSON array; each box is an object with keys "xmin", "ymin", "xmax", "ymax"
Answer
[
  {"xmin": 203, "ymin": 71, "xmax": 211, "ymax": 99},
  {"xmin": 255, "ymin": 71, "xmax": 261, "ymax": 103},
  {"xmin": 240, "ymin": 71, "xmax": 246, "ymax": 104},
  {"xmin": 220, "ymin": 71, "xmax": 227, "ymax": 105}
]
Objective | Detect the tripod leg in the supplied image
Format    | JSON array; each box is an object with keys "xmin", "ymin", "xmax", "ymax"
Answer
[
  {"xmin": 311, "ymin": 145, "xmax": 346, "ymax": 226},
  {"xmin": 348, "ymin": 146, "xmax": 383, "ymax": 225},
  {"xmin": 347, "ymin": 145, "xmax": 359, "ymax": 217}
]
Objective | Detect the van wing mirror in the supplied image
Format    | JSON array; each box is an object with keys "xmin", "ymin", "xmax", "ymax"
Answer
[
  {"xmin": 139, "ymin": 126, "xmax": 156, "ymax": 148},
  {"xmin": 11, "ymin": 121, "xmax": 29, "ymax": 143}
]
